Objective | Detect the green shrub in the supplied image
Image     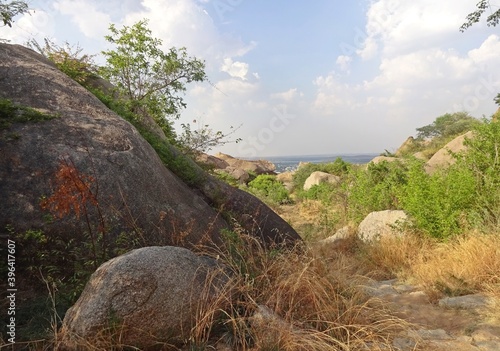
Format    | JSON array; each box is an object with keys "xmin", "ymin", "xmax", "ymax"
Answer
[
  {"xmin": 346, "ymin": 161, "xmax": 407, "ymax": 224},
  {"xmin": 248, "ymin": 175, "xmax": 291, "ymax": 205},
  {"xmin": 455, "ymin": 118, "xmax": 500, "ymax": 228},
  {"xmin": 399, "ymin": 159, "xmax": 475, "ymax": 239}
]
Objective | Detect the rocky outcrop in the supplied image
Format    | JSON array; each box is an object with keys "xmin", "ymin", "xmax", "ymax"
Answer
[
  {"xmin": 196, "ymin": 152, "xmax": 230, "ymax": 170},
  {"xmin": 196, "ymin": 152, "xmax": 277, "ymax": 184},
  {"xmin": 215, "ymin": 152, "xmax": 276, "ymax": 174},
  {"xmin": 365, "ymin": 278, "xmax": 500, "ymax": 351},
  {"xmin": 357, "ymin": 210, "xmax": 408, "ymax": 242},
  {"xmin": 0, "ymin": 43, "xmax": 301, "ymax": 248},
  {"xmin": 395, "ymin": 136, "xmax": 417, "ymax": 157},
  {"xmin": 303, "ymin": 171, "xmax": 340, "ymax": 191},
  {"xmin": 58, "ymin": 246, "xmax": 231, "ymax": 349},
  {"xmin": 425, "ymin": 131, "xmax": 472, "ymax": 174},
  {"xmin": 0, "ymin": 43, "xmax": 226, "ymax": 246}
]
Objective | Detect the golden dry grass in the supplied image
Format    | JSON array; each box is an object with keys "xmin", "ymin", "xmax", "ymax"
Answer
[
  {"xmin": 192, "ymin": 234, "xmax": 412, "ymax": 351},
  {"xmin": 410, "ymin": 233, "xmax": 500, "ymax": 300}
]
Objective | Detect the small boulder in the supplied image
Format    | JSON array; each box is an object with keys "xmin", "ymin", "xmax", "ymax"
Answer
[
  {"xmin": 276, "ymin": 171, "xmax": 294, "ymax": 191},
  {"xmin": 58, "ymin": 246, "xmax": 231, "ymax": 349},
  {"xmin": 357, "ymin": 210, "xmax": 408, "ymax": 242},
  {"xmin": 369, "ymin": 156, "xmax": 399, "ymax": 164},
  {"xmin": 303, "ymin": 171, "xmax": 340, "ymax": 191}
]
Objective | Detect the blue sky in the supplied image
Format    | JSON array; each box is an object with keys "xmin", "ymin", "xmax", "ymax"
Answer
[{"xmin": 2, "ymin": 0, "xmax": 500, "ymax": 157}]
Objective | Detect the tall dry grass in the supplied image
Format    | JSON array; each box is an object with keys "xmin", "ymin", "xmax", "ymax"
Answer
[
  {"xmin": 351, "ymin": 230, "xmax": 500, "ymax": 302},
  {"xmin": 192, "ymin": 233, "xmax": 412, "ymax": 351},
  {"xmin": 410, "ymin": 233, "xmax": 500, "ymax": 300}
]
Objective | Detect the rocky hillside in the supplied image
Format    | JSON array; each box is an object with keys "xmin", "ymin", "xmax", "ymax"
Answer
[{"xmin": 0, "ymin": 43, "xmax": 300, "ymax": 248}]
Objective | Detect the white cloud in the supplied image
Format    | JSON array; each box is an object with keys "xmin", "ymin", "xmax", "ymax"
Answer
[
  {"xmin": 0, "ymin": 8, "xmax": 55, "ymax": 44},
  {"xmin": 271, "ymin": 88, "xmax": 303, "ymax": 102},
  {"xmin": 336, "ymin": 55, "xmax": 352, "ymax": 71},
  {"xmin": 53, "ymin": 0, "xmax": 111, "ymax": 39},
  {"xmin": 358, "ymin": 0, "xmax": 477, "ymax": 59},
  {"xmin": 468, "ymin": 35, "xmax": 500, "ymax": 64},
  {"xmin": 221, "ymin": 58, "xmax": 249, "ymax": 80}
]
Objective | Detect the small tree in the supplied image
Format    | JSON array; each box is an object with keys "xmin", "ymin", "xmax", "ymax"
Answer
[
  {"xmin": 100, "ymin": 19, "xmax": 206, "ymax": 141},
  {"xmin": 416, "ymin": 112, "xmax": 480, "ymax": 140},
  {"xmin": 0, "ymin": 0, "xmax": 28, "ymax": 27},
  {"xmin": 460, "ymin": 1, "xmax": 500, "ymax": 31},
  {"xmin": 178, "ymin": 120, "xmax": 242, "ymax": 155}
]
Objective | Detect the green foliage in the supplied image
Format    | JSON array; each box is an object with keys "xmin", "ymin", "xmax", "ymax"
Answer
[
  {"xmin": 100, "ymin": 19, "xmax": 206, "ymax": 141},
  {"xmin": 302, "ymin": 182, "xmax": 337, "ymax": 202},
  {"xmin": 455, "ymin": 118, "xmax": 500, "ymax": 227},
  {"xmin": 0, "ymin": 98, "xmax": 57, "ymax": 130},
  {"xmin": 248, "ymin": 175, "xmax": 291, "ymax": 205},
  {"xmin": 416, "ymin": 112, "xmax": 480, "ymax": 140},
  {"xmin": 27, "ymin": 38, "xmax": 97, "ymax": 84},
  {"xmin": 399, "ymin": 159, "xmax": 476, "ymax": 239},
  {"xmin": 346, "ymin": 161, "xmax": 407, "ymax": 223},
  {"xmin": 0, "ymin": 0, "xmax": 28, "ymax": 28},
  {"xmin": 292, "ymin": 157, "xmax": 351, "ymax": 192},
  {"xmin": 461, "ymin": 0, "xmax": 500, "ymax": 31}
]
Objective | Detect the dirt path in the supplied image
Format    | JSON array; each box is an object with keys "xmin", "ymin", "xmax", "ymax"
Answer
[{"xmin": 366, "ymin": 279, "xmax": 500, "ymax": 351}]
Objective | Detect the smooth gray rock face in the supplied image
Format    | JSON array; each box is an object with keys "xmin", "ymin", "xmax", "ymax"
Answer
[
  {"xmin": 357, "ymin": 210, "xmax": 408, "ymax": 242},
  {"xmin": 59, "ymin": 246, "xmax": 231, "ymax": 349},
  {"xmin": 0, "ymin": 43, "xmax": 228, "ymax": 246}
]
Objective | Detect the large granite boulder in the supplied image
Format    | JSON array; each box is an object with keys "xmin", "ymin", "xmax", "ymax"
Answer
[
  {"xmin": 0, "ymin": 43, "xmax": 301, "ymax": 249},
  {"xmin": 58, "ymin": 246, "xmax": 231, "ymax": 349},
  {"xmin": 0, "ymin": 43, "xmax": 227, "ymax": 246},
  {"xmin": 303, "ymin": 171, "xmax": 340, "ymax": 191},
  {"xmin": 425, "ymin": 131, "xmax": 472, "ymax": 174}
]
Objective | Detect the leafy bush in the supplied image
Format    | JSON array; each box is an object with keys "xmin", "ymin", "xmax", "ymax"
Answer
[
  {"xmin": 248, "ymin": 175, "xmax": 291, "ymax": 204},
  {"xmin": 28, "ymin": 39, "xmax": 97, "ymax": 84},
  {"xmin": 398, "ymin": 159, "xmax": 475, "ymax": 239},
  {"xmin": 346, "ymin": 161, "xmax": 407, "ymax": 224},
  {"xmin": 455, "ymin": 118, "xmax": 500, "ymax": 228}
]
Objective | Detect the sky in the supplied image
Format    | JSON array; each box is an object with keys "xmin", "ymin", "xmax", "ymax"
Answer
[{"xmin": 2, "ymin": 0, "xmax": 500, "ymax": 157}]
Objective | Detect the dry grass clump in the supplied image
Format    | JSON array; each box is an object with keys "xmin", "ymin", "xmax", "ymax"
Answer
[
  {"xmin": 192, "ymin": 232, "xmax": 411, "ymax": 351},
  {"xmin": 354, "ymin": 232, "xmax": 435, "ymax": 280},
  {"xmin": 410, "ymin": 233, "xmax": 500, "ymax": 300},
  {"xmin": 347, "ymin": 230, "xmax": 500, "ymax": 301}
]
